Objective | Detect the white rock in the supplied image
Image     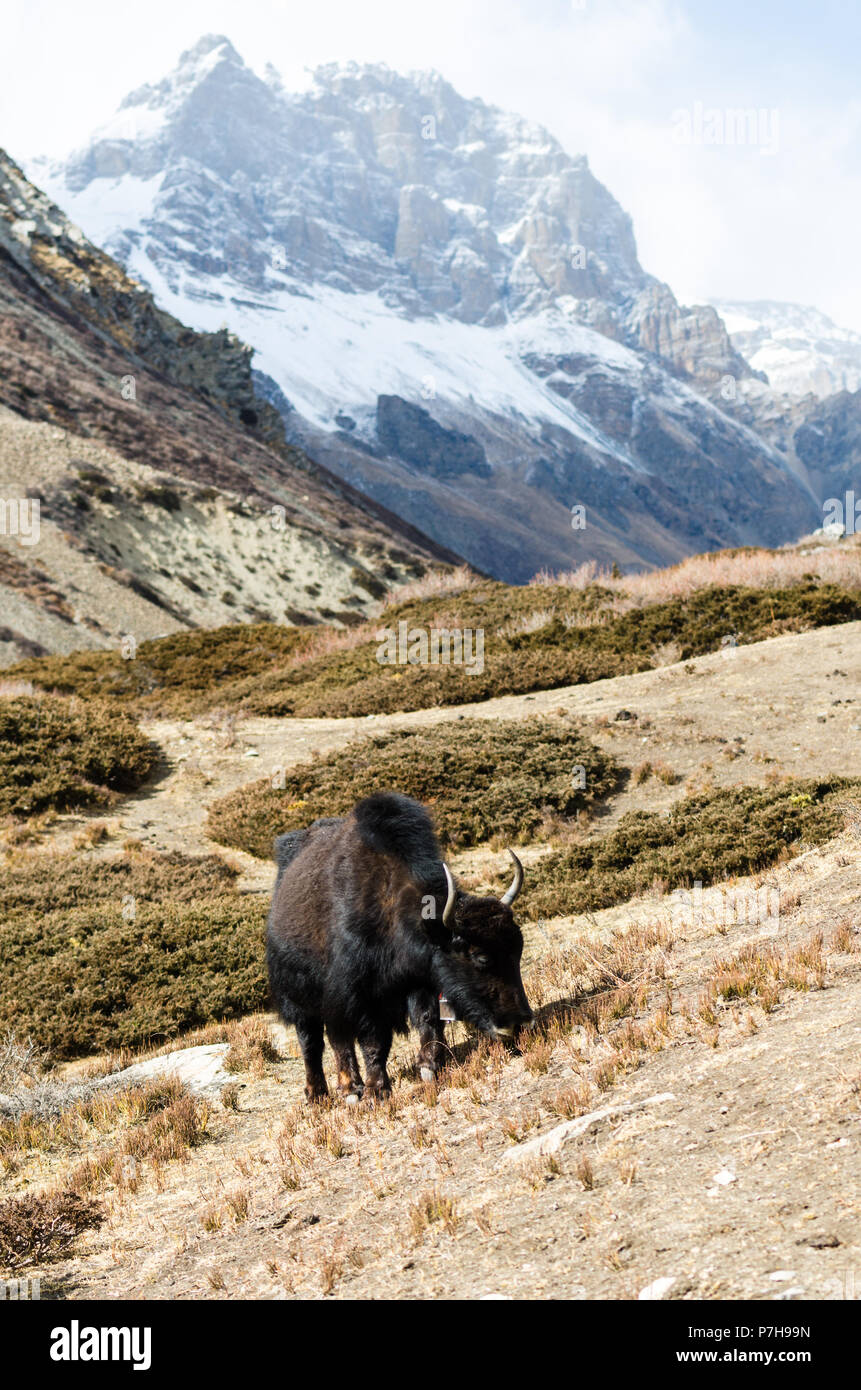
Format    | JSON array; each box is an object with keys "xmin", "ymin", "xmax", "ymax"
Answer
[
  {"xmin": 97, "ymin": 1043, "xmax": 232, "ymax": 1096},
  {"xmin": 639, "ymin": 1276, "xmax": 676, "ymax": 1301},
  {"xmin": 711, "ymin": 1168, "xmax": 737, "ymax": 1186},
  {"xmin": 768, "ymin": 1270, "xmax": 797, "ymax": 1281},
  {"xmin": 501, "ymin": 1092, "xmax": 676, "ymax": 1164}
]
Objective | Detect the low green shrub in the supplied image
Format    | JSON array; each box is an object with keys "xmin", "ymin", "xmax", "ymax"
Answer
[
  {"xmin": 206, "ymin": 716, "xmax": 622, "ymax": 856},
  {"xmin": 5, "ymin": 624, "xmax": 307, "ymax": 709},
  {"xmin": 0, "ymin": 849, "xmax": 267, "ymax": 1057},
  {"xmin": 0, "ymin": 696, "xmax": 157, "ymax": 818},
  {"xmin": 516, "ymin": 777, "xmax": 857, "ymax": 919},
  {"xmin": 9, "ymin": 581, "xmax": 860, "ymax": 719}
]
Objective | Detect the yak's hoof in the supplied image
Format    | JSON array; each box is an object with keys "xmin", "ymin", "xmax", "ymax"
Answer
[
  {"xmin": 420, "ymin": 1066, "xmax": 436, "ymax": 1083},
  {"xmin": 363, "ymin": 1085, "xmax": 390, "ymax": 1105},
  {"xmin": 344, "ymin": 1092, "xmax": 360, "ymax": 1107}
]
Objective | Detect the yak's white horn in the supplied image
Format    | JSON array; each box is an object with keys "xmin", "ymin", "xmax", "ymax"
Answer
[
  {"xmin": 441, "ymin": 863, "xmax": 457, "ymax": 927},
  {"xmin": 500, "ymin": 849, "xmax": 524, "ymax": 906}
]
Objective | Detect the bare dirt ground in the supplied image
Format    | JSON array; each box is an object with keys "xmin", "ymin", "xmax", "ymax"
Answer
[{"xmin": 8, "ymin": 621, "xmax": 861, "ymax": 1300}]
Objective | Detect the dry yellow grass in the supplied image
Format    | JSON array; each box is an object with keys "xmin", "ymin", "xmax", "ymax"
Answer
[
  {"xmin": 385, "ymin": 565, "xmax": 476, "ymax": 606},
  {"xmin": 533, "ymin": 541, "xmax": 861, "ymax": 606}
]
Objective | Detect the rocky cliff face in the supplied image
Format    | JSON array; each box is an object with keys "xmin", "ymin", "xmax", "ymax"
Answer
[
  {"xmin": 31, "ymin": 35, "xmax": 821, "ymax": 580},
  {"xmin": 0, "ymin": 146, "xmax": 456, "ymax": 665},
  {"xmin": 42, "ymin": 37, "xmax": 746, "ymax": 379},
  {"xmin": 0, "ymin": 148, "xmax": 285, "ymax": 445}
]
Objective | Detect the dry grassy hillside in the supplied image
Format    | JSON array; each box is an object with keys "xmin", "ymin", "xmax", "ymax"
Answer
[
  {"xmin": 7, "ymin": 535, "xmax": 861, "ymax": 715},
  {"xmin": 0, "ymin": 543, "xmax": 859, "ymax": 1299}
]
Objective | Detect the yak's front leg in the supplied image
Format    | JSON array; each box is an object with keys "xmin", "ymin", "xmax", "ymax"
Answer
[
  {"xmin": 357, "ymin": 1024, "xmax": 393, "ymax": 1103},
  {"xmin": 409, "ymin": 989, "xmax": 448, "ymax": 1082},
  {"xmin": 327, "ymin": 1027, "xmax": 364, "ymax": 1105}
]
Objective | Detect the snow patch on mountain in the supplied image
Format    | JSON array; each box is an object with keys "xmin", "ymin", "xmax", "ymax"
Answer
[
  {"xmin": 713, "ymin": 299, "xmax": 861, "ymax": 398},
  {"xmin": 118, "ymin": 240, "xmax": 650, "ymax": 470}
]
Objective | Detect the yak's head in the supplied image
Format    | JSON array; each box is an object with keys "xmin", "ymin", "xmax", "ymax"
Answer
[{"xmin": 432, "ymin": 851, "xmax": 533, "ymax": 1038}]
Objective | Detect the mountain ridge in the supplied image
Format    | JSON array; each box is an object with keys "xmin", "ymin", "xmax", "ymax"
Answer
[{"xmin": 0, "ymin": 144, "xmax": 457, "ymax": 666}]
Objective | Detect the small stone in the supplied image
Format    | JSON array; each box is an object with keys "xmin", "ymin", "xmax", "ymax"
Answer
[
  {"xmin": 639, "ymin": 1276, "xmax": 676, "ymax": 1300},
  {"xmin": 711, "ymin": 1167, "xmax": 736, "ymax": 1186}
]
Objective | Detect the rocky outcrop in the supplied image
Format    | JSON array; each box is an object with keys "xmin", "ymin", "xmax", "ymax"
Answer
[
  {"xmin": 793, "ymin": 391, "xmax": 861, "ymax": 500},
  {"xmin": 628, "ymin": 284, "xmax": 751, "ymax": 386},
  {"xmin": 0, "ymin": 148, "xmax": 285, "ymax": 446},
  {"xmin": 376, "ymin": 395, "xmax": 490, "ymax": 478}
]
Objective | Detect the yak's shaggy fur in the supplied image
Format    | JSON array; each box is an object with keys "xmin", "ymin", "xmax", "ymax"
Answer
[{"xmin": 266, "ymin": 792, "xmax": 532, "ymax": 1101}]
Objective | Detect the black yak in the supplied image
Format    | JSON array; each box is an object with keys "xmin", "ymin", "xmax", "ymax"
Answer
[{"xmin": 266, "ymin": 792, "xmax": 533, "ymax": 1102}]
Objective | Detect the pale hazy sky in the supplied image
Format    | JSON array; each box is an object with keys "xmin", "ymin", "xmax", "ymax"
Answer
[{"xmin": 3, "ymin": 0, "xmax": 860, "ymax": 328}]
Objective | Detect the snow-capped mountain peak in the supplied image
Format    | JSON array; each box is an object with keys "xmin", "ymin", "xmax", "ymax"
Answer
[
  {"xmin": 28, "ymin": 40, "xmax": 819, "ymax": 579},
  {"xmin": 712, "ymin": 299, "xmax": 861, "ymax": 399}
]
